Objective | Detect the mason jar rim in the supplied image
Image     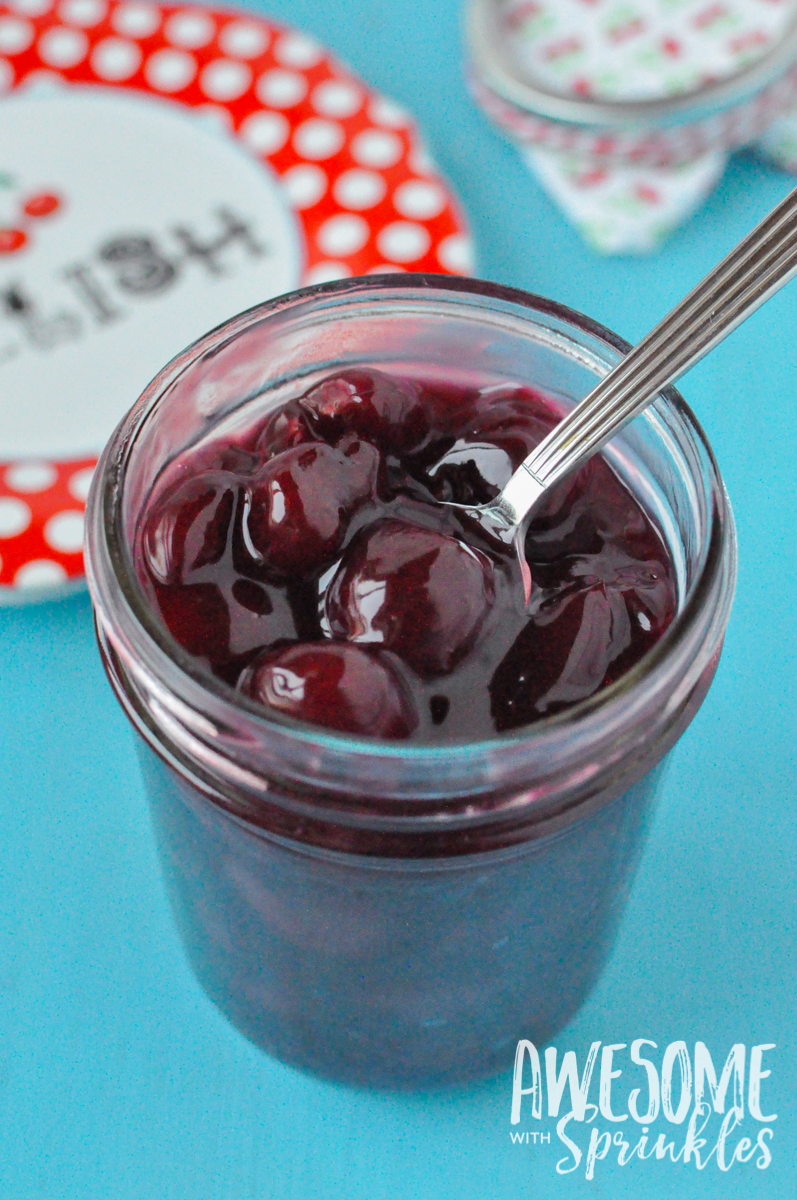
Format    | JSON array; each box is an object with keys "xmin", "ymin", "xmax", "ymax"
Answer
[
  {"xmin": 466, "ymin": 0, "xmax": 797, "ymax": 130},
  {"xmin": 85, "ymin": 274, "xmax": 735, "ymax": 829}
]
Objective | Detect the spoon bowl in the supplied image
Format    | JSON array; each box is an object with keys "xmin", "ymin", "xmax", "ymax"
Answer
[{"xmin": 443, "ymin": 181, "xmax": 797, "ymax": 582}]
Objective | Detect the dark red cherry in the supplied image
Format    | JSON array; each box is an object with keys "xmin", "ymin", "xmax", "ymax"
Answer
[
  {"xmin": 489, "ymin": 546, "xmax": 675, "ymax": 730},
  {"xmin": 299, "ymin": 368, "xmax": 428, "ymax": 452},
  {"xmin": 525, "ymin": 456, "xmax": 660, "ymax": 571},
  {"xmin": 489, "ymin": 588, "xmax": 596, "ymax": 729},
  {"xmin": 152, "ymin": 581, "xmax": 231, "ymax": 663},
  {"xmin": 141, "ymin": 471, "xmax": 237, "ymax": 586},
  {"xmin": 241, "ymin": 642, "xmax": 418, "ymax": 739},
  {"xmin": 325, "ymin": 517, "xmax": 496, "ymax": 677},
  {"xmin": 566, "ymin": 544, "xmax": 675, "ymax": 629},
  {"xmin": 468, "ymin": 386, "xmax": 557, "ymax": 461},
  {"xmin": 246, "ymin": 438, "xmax": 379, "ymax": 577},
  {"xmin": 256, "ymin": 400, "xmax": 315, "ymax": 458}
]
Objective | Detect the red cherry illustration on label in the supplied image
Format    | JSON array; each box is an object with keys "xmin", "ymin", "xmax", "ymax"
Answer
[
  {"xmin": 23, "ymin": 192, "xmax": 62, "ymax": 218},
  {"xmin": 0, "ymin": 228, "xmax": 27, "ymax": 253}
]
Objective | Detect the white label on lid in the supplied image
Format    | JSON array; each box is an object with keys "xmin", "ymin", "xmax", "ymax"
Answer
[{"xmin": 0, "ymin": 90, "xmax": 302, "ymax": 459}]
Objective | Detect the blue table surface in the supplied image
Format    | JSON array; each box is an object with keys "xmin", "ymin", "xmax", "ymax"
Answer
[{"xmin": 1, "ymin": 1, "xmax": 795, "ymax": 1196}]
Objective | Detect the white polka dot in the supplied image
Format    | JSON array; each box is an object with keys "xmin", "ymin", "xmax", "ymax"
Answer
[
  {"xmin": 5, "ymin": 461, "xmax": 57, "ymax": 492},
  {"xmin": 200, "ymin": 58, "xmax": 251, "ymax": 101},
  {"xmin": 304, "ymin": 262, "xmax": 352, "ymax": 284},
  {"xmin": 312, "ymin": 79, "xmax": 362, "ymax": 118},
  {"xmin": 44, "ymin": 509, "xmax": 84, "ymax": 553},
  {"xmin": 293, "ymin": 118, "xmax": 344, "ymax": 160},
  {"xmin": 0, "ymin": 58, "xmax": 13, "ymax": 90},
  {"xmin": 111, "ymin": 3, "xmax": 159, "ymax": 37},
  {"xmin": 316, "ymin": 213, "xmax": 369, "ymax": 256},
  {"xmin": 393, "ymin": 179, "xmax": 446, "ymax": 220},
  {"xmin": 218, "ymin": 20, "xmax": 268, "ymax": 59},
  {"xmin": 10, "ymin": 0, "xmax": 53, "ymax": 15},
  {"xmin": 144, "ymin": 47, "xmax": 196, "ymax": 91},
  {"xmin": 408, "ymin": 141, "xmax": 436, "ymax": 175},
  {"xmin": 14, "ymin": 559, "xmax": 68, "ymax": 588},
  {"xmin": 58, "ymin": 0, "xmax": 105, "ymax": 27},
  {"xmin": 333, "ymin": 168, "xmax": 385, "ymax": 210},
  {"xmin": 364, "ymin": 264, "xmax": 406, "ymax": 274},
  {"xmin": 69, "ymin": 466, "xmax": 94, "ymax": 502},
  {"xmin": 240, "ymin": 110, "xmax": 289, "ymax": 154},
  {"xmin": 38, "ymin": 25, "xmax": 88, "ymax": 65},
  {"xmin": 91, "ymin": 37, "xmax": 141, "ymax": 80},
  {"xmin": 274, "ymin": 32, "xmax": 322, "ymax": 68},
  {"xmin": 376, "ymin": 221, "xmax": 430, "ymax": 263},
  {"xmin": 368, "ymin": 96, "xmax": 411, "ymax": 127},
  {"xmin": 280, "ymin": 163, "xmax": 327, "ymax": 209},
  {"xmin": 351, "ymin": 128, "xmax": 403, "ymax": 168},
  {"xmin": 19, "ymin": 67, "xmax": 65, "ymax": 91},
  {"xmin": 0, "ymin": 17, "xmax": 34, "ymax": 54},
  {"xmin": 0, "ymin": 497, "xmax": 31, "ymax": 537},
  {"xmin": 255, "ymin": 67, "xmax": 306, "ymax": 108},
  {"xmin": 437, "ymin": 233, "xmax": 474, "ymax": 274},
  {"xmin": 164, "ymin": 10, "xmax": 215, "ymax": 48}
]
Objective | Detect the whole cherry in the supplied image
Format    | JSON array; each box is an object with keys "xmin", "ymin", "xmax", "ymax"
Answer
[
  {"xmin": 241, "ymin": 641, "xmax": 418, "ymax": 738},
  {"xmin": 141, "ymin": 471, "xmax": 238, "ymax": 586},
  {"xmin": 325, "ymin": 517, "xmax": 497, "ymax": 677},
  {"xmin": 256, "ymin": 400, "xmax": 315, "ymax": 458},
  {"xmin": 246, "ymin": 437, "xmax": 379, "ymax": 577},
  {"xmin": 299, "ymin": 368, "xmax": 428, "ymax": 453}
]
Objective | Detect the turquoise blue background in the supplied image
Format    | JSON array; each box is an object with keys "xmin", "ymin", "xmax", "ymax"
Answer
[{"xmin": 1, "ymin": 0, "xmax": 795, "ymax": 1195}]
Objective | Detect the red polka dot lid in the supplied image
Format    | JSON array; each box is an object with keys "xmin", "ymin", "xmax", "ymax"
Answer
[{"xmin": 0, "ymin": 0, "xmax": 473, "ymax": 603}]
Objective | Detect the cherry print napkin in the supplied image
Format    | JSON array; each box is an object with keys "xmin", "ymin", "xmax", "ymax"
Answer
[
  {"xmin": 474, "ymin": 0, "xmax": 797, "ymax": 253},
  {"xmin": 523, "ymin": 144, "xmax": 728, "ymax": 253}
]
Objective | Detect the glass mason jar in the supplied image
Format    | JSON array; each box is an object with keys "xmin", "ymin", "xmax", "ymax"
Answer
[
  {"xmin": 467, "ymin": 0, "xmax": 797, "ymax": 167},
  {"xmin": 84, "ymin": 275, "xmax": 736, "ymax": 1088}
]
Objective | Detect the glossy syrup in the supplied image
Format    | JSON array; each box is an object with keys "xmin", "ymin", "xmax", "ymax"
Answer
[{"xmin": 136, "ymin": 366, "xmax": 676, "ymax": 741}]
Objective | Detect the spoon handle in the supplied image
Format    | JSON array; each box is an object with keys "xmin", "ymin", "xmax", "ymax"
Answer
[{"xmin": 498, "ymin": 183, "xmax": 797, "ymax": 526}]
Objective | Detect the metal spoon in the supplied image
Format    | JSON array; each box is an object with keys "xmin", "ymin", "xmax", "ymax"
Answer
[{"xmin": 450, "ymin": 183, "xmax": 797, "ymax": 585}]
